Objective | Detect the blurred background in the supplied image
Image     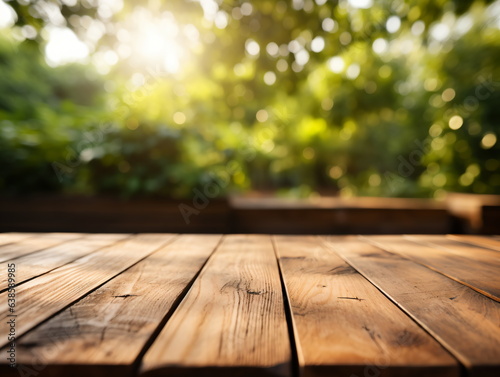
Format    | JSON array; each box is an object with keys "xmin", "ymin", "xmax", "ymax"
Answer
[
  {"xmin": 1, "ymin": 0, "xmax": 499, "ymax": 198},
  {"xmin": 0, "ymin": 0, "xmax": 499, "ymax": 233}
]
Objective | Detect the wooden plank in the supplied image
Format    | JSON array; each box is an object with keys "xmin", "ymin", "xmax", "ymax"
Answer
[
  {"xmin": 0, "ymin": 233, "xmax": 84, "ymax": 263},
  {"xmin": 406, "ymin": 235, "xmax": 500, "ymax": 262},
  {"xmin": 231, "ymin": 208, "xmax": 450, "ymax": 234},
  {"xmin": 0, "ymin": 197, "xmax": 230, "ymax": 233},
  {"xmin": 445, "ymin": 193, "xmax": 500, "ymax": 233},
  {"xmin": 140, "ymin": 235, "xmax": 291, "ymax": 377},
  {"xmin": 0, "ymin": 233, "xmax": 175, "ymax": 349},
  {"xmin": 364, "ymin": 235, "xmax": 500, "ymax": 302},
  {"xmin": 482, "ymin": 206, "xmax": 500, "ymax": 234},
  {"xmin": 447, "ymin": 235, "xmax": 500, "ymax": 252},
  {"xmin": 0, "ymin": 235, "xmax": 221, "ymax": 377},
  {"xmin": 229, "ymin": 196, "xmax": 446, "ymax": 209},
  {"xmin": 323, "ymin": 236, "xmax": 500, "ymax": 377},
  {"xmin": 274, "ymin": 236, "xmax": 458, "ymax": 377},
  {"xmin": 0, "ymin": 233, "xmax": 37, "ymax": 247},
  {"xmin": 0, "ymin": 233, "xmax": 129, "ymax": 292}
]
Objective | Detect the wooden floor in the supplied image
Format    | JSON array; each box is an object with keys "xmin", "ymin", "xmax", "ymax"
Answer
[{"xmin": 0, "ymin": 233, "xmax": 499, "ymax": 377}]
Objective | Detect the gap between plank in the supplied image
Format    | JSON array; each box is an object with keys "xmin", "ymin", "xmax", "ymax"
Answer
[
  {"xmin": 0, "ymin": 233, "xmax": 38, "ymax": 247},
  {"xmin": 0, "ymin": 234, "xmax": 135, "ymax": 294},
  {"xmin": 318, "ymin": 235, "xmax": 467, "ymax": 376},
  {"xmin": 131, "ymin": 234, "xmax": 226, "ymax": 375},
  {"xmin": 362, "ymin": 235, "xmax": 500, "ymax": 303},
  {"xmin": 0, "ymin": 233, "xmax": 87, "ymax": 263},
  {"xmin": 446, "ymin": 235, "xmax": 500, "ymax": 253},
  {"xmin": 7, "ymin": 233, "xmax": 180, "ymax": 347},
  {"xmin": 271, "ymin": 235, "xmax": 303, "ymax": 377}
]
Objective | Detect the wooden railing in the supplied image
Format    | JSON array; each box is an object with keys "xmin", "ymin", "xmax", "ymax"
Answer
[{"xmin": 0, "ymin": 194, "xmax": 498, "ymax": 234}]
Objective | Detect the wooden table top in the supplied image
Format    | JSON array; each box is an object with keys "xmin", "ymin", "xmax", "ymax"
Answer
[{"xmin": 0, "ymin": 233, "xmax": 499, "ymax": 377}]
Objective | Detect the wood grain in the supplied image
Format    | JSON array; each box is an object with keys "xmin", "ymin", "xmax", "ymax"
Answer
[
  {"xmin": 0, "ymin": 233, "xmax": 129, "ymax": 292},
  {"xmin": 406, "ymin": 235, "xmax": 500, "ymax": 262},
  {"xmin": 0, "ymin": 233, "xmax": 175, "ymax": 349},
  {"xmin": 140, "ymin": 234, "xmax": 292, "ymax": 377},
  {"xmin": 323, "ymin": 236, "xmax": 500, "ymax": 377},
  {"xmin": 274, "ymin": 235, "xmax": 458, "ymax": 377},
  {"xmin": 364, "ymin": 235, "xmax": 500, "ymax": 302},
  {"xmin": 0, "ymin": 235, "xmax": 221, "ymax": 377},
  {"xmin": 0, "ymin": 233, "xmax": 37, "ymax": 247},
  {"xmin": 447, "ymin": 235, "xmax": 500, "ymax": 252},
  {"xmin": 0, "ymin": 233, "xmax": 84, "ymax": 263}
]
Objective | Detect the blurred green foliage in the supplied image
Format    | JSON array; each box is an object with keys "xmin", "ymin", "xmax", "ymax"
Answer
[{"xmin": 0, "ymin": 0, "xmax": 499, "ymax": 198}]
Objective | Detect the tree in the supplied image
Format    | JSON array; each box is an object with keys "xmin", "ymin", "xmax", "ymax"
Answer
[{"xmin": 0, "ymin": 0, "xmax": 499, "ymax": 198}]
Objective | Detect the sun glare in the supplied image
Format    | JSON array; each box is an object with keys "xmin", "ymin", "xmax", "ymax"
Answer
[
  {"xmin": 45, "ymin": 27, "xmax": 89, "ymax": 67},
  {"xmin": 41, "ymin": 5, "xmax": 189, "ymax": 75},
  {"xmin": 0, "ymin": 0, "xmax": 17, "ymax": 29},
  {"xmin": 132, "ymin": 18, "xmax": 184, "ymax": 74},
  {"xmin": 88, "ymin": 8, "xmax": 189, "ymax": 75}
]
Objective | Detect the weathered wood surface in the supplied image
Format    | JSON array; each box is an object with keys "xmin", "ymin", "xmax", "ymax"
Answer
[
  {"xmin": 0, "ymin": 235, "xmax": 221, "ymax": 377},
  {"xmin": 141, "ymin": 235, "xmax": 292, "ymax": 377},
  {"xmin": 447, "ymin": 235, "xmax": 500, "ymax": 251},
  {"xmin": 0, "ymin": 233, "xmax": 129, "ymax": 292},
  {"xmin": 0, "ymin": 233, "xmax": 83, "ymax": 263},
  {"xmin": 0, "ymin": 234, "xmax": 499, "ymax": 377},
  {"xmin": 364, "ymin": 235, "xmax": 500, "ymax": 301},
  {"xmin": 0, "ymin": 234, "xmax": 175, "ymax": 349},
  {"xmin": 0, "ymin": 233, "xmax": 37, "ymax": 247},
  {"xmin": 274, "ymin": 235, "xmax": 458, "ymax": 377},
  {"xmin": 406, "ymin": 235, "xmax": 500, "ymax": 262},
  {"xmin": 323, "ymin": 236, "xmax": 500, "ymax": 377}
]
